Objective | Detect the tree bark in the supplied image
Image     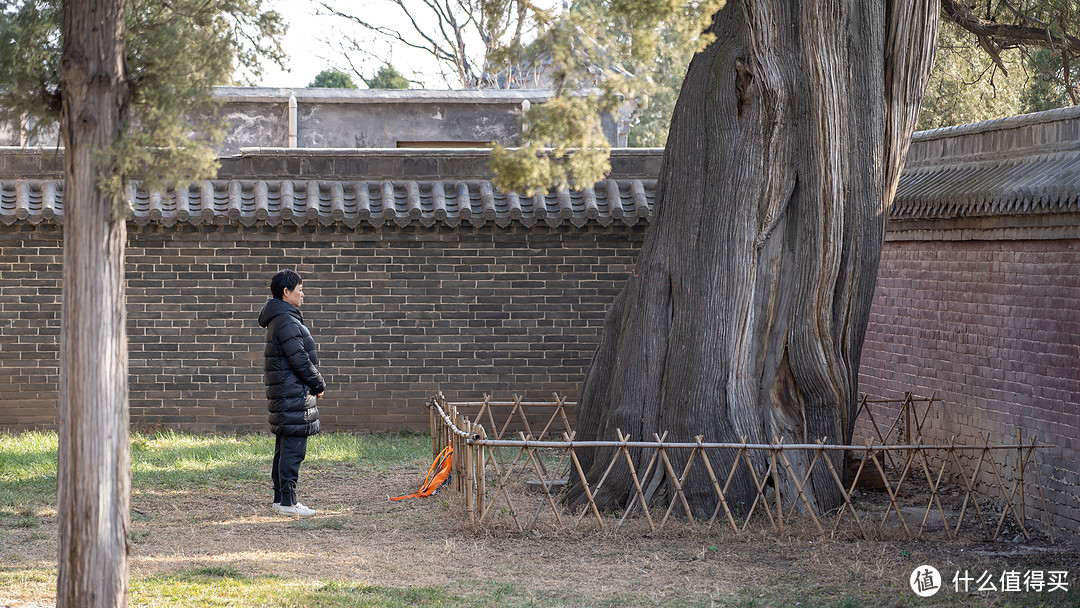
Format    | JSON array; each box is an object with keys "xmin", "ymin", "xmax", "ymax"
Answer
[
  {"xmin": 56, "ymin": 1, "xmax": 130, "ymax": 607},
  {"xmin": 567, "ymin": 0, "xmax": 938, "ymax": 517}
]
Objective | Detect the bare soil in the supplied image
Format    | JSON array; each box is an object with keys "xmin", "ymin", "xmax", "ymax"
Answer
[{"xmin": 2, "ymin": 460, "xmax": 1077, "ymax": 607}]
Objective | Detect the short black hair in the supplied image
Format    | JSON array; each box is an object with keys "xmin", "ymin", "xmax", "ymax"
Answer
[{"xmin": 270, "ymin": 269, "xmax": 302, "ymax": 299}]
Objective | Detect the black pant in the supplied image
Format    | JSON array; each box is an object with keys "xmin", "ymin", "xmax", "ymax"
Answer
[{"xmin": 272, "ymin": 434, "xmax": 307, "ymax": 507}]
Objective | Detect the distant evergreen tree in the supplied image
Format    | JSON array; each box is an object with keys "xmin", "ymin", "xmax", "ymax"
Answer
[
  {"xmin": 1022, "ymin": 49, "xmax": 1076, "ymax": 113},
  {"xmin": 364, "ymin": 64, "xmax": 410, "ymax": 89},
  {"xmin": 916, "ymin": 18, "xmax": 1025, "ymax": 130},
  {"xmin": 309, "ymin": 68, "xmax": 358, "ymax": 88}
]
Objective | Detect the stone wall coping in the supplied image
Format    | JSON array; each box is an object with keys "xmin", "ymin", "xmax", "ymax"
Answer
[
  {"xmin": 4, "ymin": 105, "xmax": 1080, "ymax": 231},
  {"xmin": 234, "ymin": 146, "xmax": 665, "ymax": 158},
  {"xmin": 0, "ymin": 177, "xmax": 656, "ymax": 230},
  {"xmin": 213, "ymin": 86, "xmax": 556, "ymax": 105},
  {"xmin": 912, "ymin": 104, "xmax": 1080, "ymax": 143}
]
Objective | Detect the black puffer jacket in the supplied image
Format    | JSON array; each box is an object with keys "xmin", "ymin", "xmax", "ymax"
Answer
[{"xmin": 258, "ymin": 298, "xmax": 325, "ymax": 436}]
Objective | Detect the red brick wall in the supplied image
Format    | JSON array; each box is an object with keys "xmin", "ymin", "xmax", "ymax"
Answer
[{"xmin": 858, "ymin": 238, "xmax": 1080, "ymax": 537}]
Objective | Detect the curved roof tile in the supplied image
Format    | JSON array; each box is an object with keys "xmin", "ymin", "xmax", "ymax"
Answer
[
  {"xmin": 3, "ymin": 148, "xmax": 1078, "ymax": 227},
  {"xmin": 0, "ymin": 178, "xmax": 658, "ymax": 228},
  {"xmin": 890, "ymin": 150, "xmax": 1080, "ymax": 220}
]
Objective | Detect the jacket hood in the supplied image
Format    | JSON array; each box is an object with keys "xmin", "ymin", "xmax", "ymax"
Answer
[{"xmin": 258, "ymin": 297, "xmax": 302, "ymax": 327}]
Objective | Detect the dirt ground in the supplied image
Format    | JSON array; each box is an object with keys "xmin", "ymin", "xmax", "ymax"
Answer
[{"xmin": 2, "ymin": 460, "xmax": 1077, "ymax": 607}]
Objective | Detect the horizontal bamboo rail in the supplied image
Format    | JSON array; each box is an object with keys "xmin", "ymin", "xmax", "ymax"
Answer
[{"xmin": 429, "ymin": 393, "xmax": 1056, "ymax": 542}]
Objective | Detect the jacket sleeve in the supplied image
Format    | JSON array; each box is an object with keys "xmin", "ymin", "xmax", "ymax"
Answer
[{"xmin": 275, "ymin": 318, "xmax": 326, "ymax": 394}]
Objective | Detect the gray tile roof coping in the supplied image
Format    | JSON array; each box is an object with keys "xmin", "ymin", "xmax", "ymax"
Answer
[
  {"xmin": 234, "ymin": 147, "xmax": 665, "ymax": 157},
  {"xmin": 911, "ymin": 104, "xmax": 1080, "ymax": 143},
  {"xmin": 0, "ymin": 178, "xmax": 656, "ymax": 229},
  {"xmin": 213, "ymin": 86, "xmax": 556, "ymax": 105},
  {"xmin": 4, "ymin": 106, "xmax": 1080, "ymax": 228}
]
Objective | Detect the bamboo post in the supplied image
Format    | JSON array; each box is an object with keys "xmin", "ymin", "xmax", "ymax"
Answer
[
  {"xmin": 904, "ymin": 391, "xmax": 912, "ymax": 444},
  {"xmin": 988, "ymin": 434, "xmax": 1033, "ymax": 541},
  {"xmin": 981, "ymin": 433, "xmax": 1030, "ymax": 540},
  {"xmin": 536, "ymin": 393, "xmax": 562, "ymax": 441},
  {"xmin": 1026, "ymin": 435, "xmax": 1054, "ymax": 544},
  {"xmin": 479, "ymin": 440, "xmax": 526, "ymax": 531},
  {"xmin": 451, "ymin": 409, "xmax": 459, "ymax": 493},
  {"xmin": 656, "ymin": 433, "xmax": 697, "ymax": 528},
  {"xmin": 483, "ymin": 395, "xmax": 500, "ymax": 442},
  {"xmin": 572, "ymin": 435, "xmax": 625, "ymax": 528},
  {"xmin": 702, "ymin": 441, "xmax": 744, "ymax": 533},
  {"xmin": 556, "ymin": 393, "xmax": 574, "ymax": 438},
  {"xmin": 465, "ymin": 419, "xmax": 475, "ymax": 524},
  {"xmin": 820, "ymin": 440, "xmax": 868, "ymax": 539},
  {"xmin": 522, "ymin": 431, "xmax": 564, "ymax": 529},
  {"xmin": 476, "ymin": 394, "xmax": 491, "ymax": 432},
  {"xmin": 564, "ymin": 432, "xmax": 605, "ymax": 529},
  {"xmin": 478, "ymin": 426, "xmax": 487, "ymax": 519},
  {"xmin": 777, "ymin": 447, "xmax": 824, "ymax": 538},
  {"xmin": 869, "ymin": 441, "xmax": 912, "ymax": 537},
  {"xmin": 771, "ymin": 439, "xmax": 783, "ymax": 533},
  {"xmin": 430, "ymin": 398, "xmax": 437, "ymax": 459},
  {"xmin": 1017, "ymin": 428, "xmax": 1026, "ymax": 525},
  {"xmin": 739, "ymin": 445, "xmax": 778, "ymax": 532},
  {"xmin": 615, "ymin": 429, "xmax": 655, "ymax": 532},
  {"xmin": 951, "ymin": 439, "xmax": 991, "ymax": 539},
  {"xmin": 882, "ymin": 401, "xmax": 905, "ymax": 469},
  {"xmin": 862, "ymin": 394, "xmax": 889, "ymax": 450},
  {"xmin": 781, "ymin": 446, "xmax": 823, "ymax": 522},
  {"xmin": 916, "ymin": 393, "xmax": 936, "ymax": 439},
  {"xmin": 913, "ymin": 446, "xmax": 953, "ymax": 540},
  {"xmin": 455, "ymin": 413, "xmax": 464, "ymax": 493},
  {"xmin": 619, "ymin": 431, "xmax": 665, "ymax": 527}
]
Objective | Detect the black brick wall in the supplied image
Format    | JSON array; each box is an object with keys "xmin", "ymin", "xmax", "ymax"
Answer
[{"xmin": 0, "ymin": 221, "xmax": 645, "ymax": 432}]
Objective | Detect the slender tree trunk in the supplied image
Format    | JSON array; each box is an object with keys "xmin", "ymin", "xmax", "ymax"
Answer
[
  {"xmin": 56, "ymin": 1, "xmax": 130, "ymax": 606},
  {"xmin": 568, "ymin": 0, "xmax": 938, "ymax": 517}
]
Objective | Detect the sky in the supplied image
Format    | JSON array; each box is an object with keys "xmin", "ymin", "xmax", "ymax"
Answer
[
  {"xmin": 251, "ymin": 0, "xmax": 463, "ymax": 89},
  {"xmin": 250, "ymin": 0, "xmax": 559, "ymax": 89},
  {"xmin": 252, "ymin": 0, "xmax": 355, "ymax": 88}
]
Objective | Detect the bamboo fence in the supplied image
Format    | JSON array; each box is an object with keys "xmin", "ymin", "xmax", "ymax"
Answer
[{"xmin": 429, "ymin": 393, "xmax": 1056, "ymax": 542}]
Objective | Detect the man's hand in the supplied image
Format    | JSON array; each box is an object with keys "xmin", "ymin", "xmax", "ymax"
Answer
[{"xmin": 316, "ymin": 392, "xmax": 324, "ymax": 398}]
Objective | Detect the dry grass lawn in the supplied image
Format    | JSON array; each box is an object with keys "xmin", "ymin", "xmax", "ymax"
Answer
[{"xmin": 1, "ymin": 434, "xmax": 1077, "ymax": 608}]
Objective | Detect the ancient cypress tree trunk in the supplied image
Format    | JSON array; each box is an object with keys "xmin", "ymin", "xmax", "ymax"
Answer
[
  {"xmin": 56, "ymin": 1, "xmax": 130, "ymax": 606},
  {"xmin": 568, "ymin": 1, "xmax": 938, "ymax": 517}
]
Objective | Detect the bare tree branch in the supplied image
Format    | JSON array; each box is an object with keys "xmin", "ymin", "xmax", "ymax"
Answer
[
  {"xmin": 941, "ymin": 0, "xmax": 1080, "ymax": 53},
  {"xmin": 941, "ymin": 0, "xmax": 1080, "ymax": 105},
  {"xmin": 318, "ymin": 0, "xmax": 542, "ymax": 88},
  {"xmin": 1064, "ymin": 50, "xmax": 1079, "ymax": 105},
  {"xmin": 319, "ymin": 2, "xmax": 459, "ymax": 64},
  {"xmin": 999, "ymin": 0, "xmax": 1050, "ymax": 28}
]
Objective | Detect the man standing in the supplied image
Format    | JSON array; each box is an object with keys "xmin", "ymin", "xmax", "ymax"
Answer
[{"xmin": 258, "ymin": 269, "xmax": 325, "ymax": 517}]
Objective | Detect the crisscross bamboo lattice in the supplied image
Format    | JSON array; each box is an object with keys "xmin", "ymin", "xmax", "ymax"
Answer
[{"xmin": 429, "ymin": 393, "xmax": 1055, "ymax": 541}]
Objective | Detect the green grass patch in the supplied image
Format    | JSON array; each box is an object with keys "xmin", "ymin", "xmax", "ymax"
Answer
[
  {"xmin": 130, "ymin": 430, "xmax": 271, "ymax": 492},
  {"xmin": 129, "ymin": 568, "xmax": 533, "ymax": 608},
  {"xmin": 0, "ymin": 566, "xmax": 55, "ymax": 587},
  {"xmin": 306, "ymin": 430, "xmax": 430, "ymax": 471},
  {"xmin": 0, "ymin": 430, "xmax": 431, "ymax": 516},
  {"xmin": 0, "ymin": 431, "xmax": 59, "ymax": 516}
]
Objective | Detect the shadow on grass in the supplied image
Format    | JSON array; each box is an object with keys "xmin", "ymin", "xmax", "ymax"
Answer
[
  {"xmin": 0, "ymin": 430, "xmax": 430, "ymax": 517},
  {"xmin": 131, "ymin": 567, "xmax": 529, "ymax": 608}
]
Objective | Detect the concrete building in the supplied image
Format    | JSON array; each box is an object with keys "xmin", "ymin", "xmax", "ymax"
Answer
[{"xmin": 0, "ymin": 87, "xmax": 634, "ymax": 153}]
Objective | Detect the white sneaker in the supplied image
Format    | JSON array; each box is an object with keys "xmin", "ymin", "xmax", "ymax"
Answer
[
  {"xmin": 272, "ymin": 502, "xmax": 280, "ymax": 510},
  {"xmin": 274, "ymin": 502, "xmax": 316, "ymax": 517}
]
